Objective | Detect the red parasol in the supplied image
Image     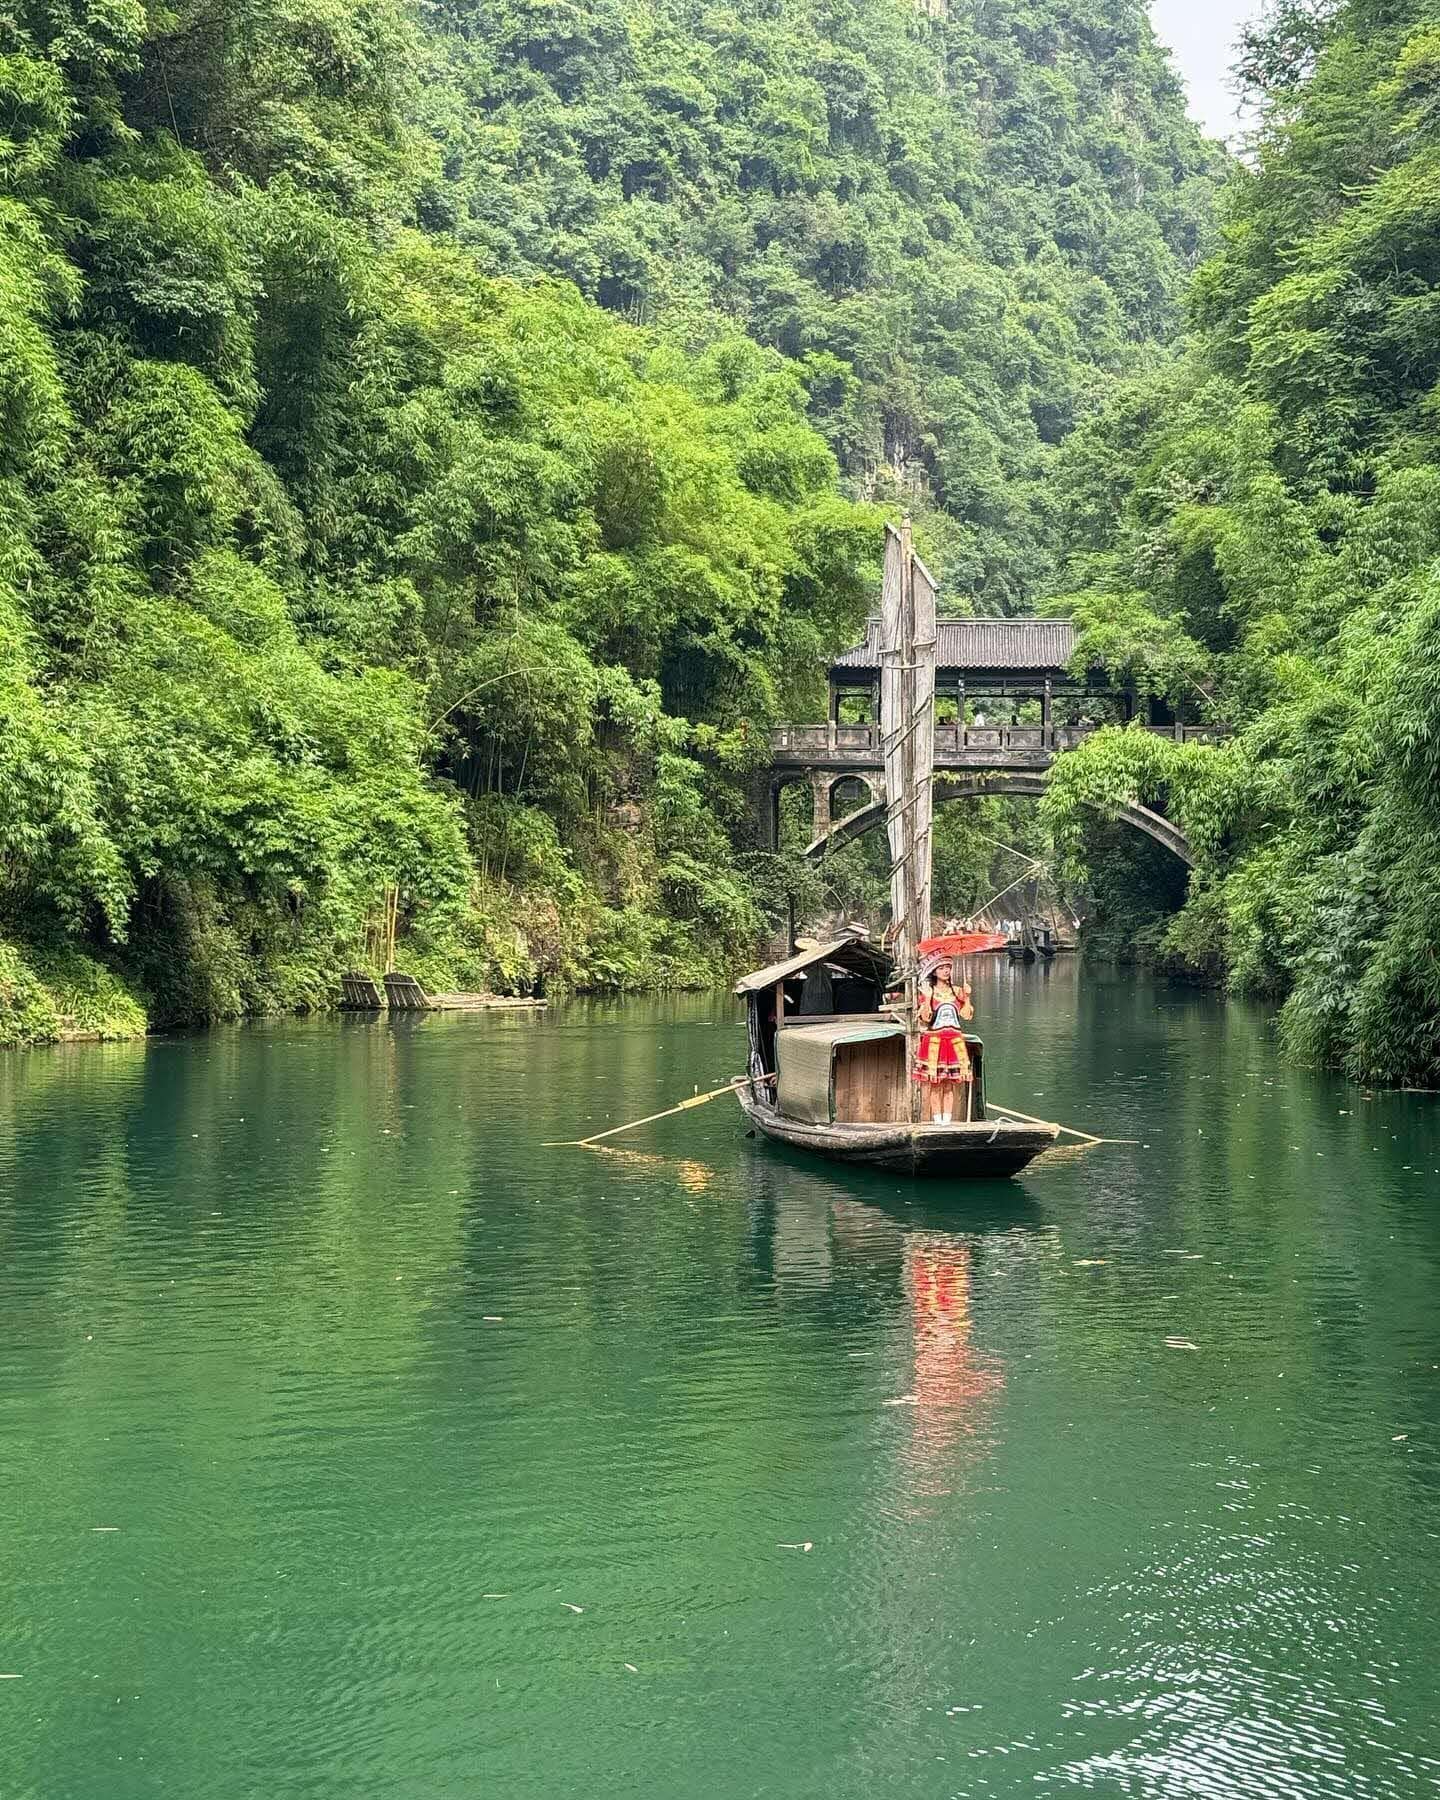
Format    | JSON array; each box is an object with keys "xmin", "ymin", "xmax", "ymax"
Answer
[{"xmin": 917, "ymin": 930, "xmax": 1007, "ymax": 961}]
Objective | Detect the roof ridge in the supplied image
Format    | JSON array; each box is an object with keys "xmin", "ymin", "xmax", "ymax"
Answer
[{"xmin": 832, "ymin": 615, "xmax": 1077, "ymax": 673}]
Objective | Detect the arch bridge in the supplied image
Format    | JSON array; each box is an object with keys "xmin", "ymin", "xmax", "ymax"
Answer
[{"xmin": 763, "ymin": 617, "xmax": 1222, "ymax": 865}]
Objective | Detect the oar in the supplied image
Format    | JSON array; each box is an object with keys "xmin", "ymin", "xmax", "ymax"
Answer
[
  {"xmin": 988, "ymin": 1100, "xmax": 1138, "ymax": 1147},
  {"xmin": 545, "ymin": 1076, "xmax": 760, "ymax": 1148}
]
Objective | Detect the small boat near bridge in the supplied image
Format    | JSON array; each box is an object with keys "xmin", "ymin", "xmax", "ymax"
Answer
[
  {"xmin": 735, "ymin": 933, "xmax": 1058, "ymax": 1177},
  {"xmin": 736, "ymin": 518, "xmax": 1061, "ymax": 1179}
]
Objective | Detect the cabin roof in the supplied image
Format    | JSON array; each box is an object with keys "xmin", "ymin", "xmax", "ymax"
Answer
[
  {"xmin": 778, "ymin": 1020, "xmax": 905, "ymax": 1048},
  {"xmin": 734, "ymin": 934, "xmax": 893, "ymax": 995},
  {"xmin": 831, "ymin": 615, "xmax": 1076, "ymax": 674}
]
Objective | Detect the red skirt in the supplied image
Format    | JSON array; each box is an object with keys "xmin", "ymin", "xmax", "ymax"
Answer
[{"xmin": 915, "ymin": 1029, "xmax": 972, "ymax": 1083}]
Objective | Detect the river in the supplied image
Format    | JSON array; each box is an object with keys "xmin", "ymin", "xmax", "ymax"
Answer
[{"xmin": 1, "ymin": 961, "xmax": 1438, "ymax": 1798}]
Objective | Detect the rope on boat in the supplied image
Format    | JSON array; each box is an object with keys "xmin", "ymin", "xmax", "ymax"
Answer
[
  {"xmin": 964, "ymin": 828, "xmax": 1046, "ymax": 869},
  {"xmin": 972, "ymin": 863, "xmax": 1050, "ymax": 920}
]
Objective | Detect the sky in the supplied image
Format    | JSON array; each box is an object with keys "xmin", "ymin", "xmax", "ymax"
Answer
[{"xmin": 1150, "ymin": 0, "xmax": 1261, "ymax": 143}]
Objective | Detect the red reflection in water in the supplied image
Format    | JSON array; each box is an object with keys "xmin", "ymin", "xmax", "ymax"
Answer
[{"xmin": 902, "ymin": 1238, "xmax": 1004, "ymax": 1503}]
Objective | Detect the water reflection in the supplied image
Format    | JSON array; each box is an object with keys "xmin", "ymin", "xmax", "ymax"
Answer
[
  {"xmin": 742, "ymin": 1139, "xmax": 1048, "ymax": 1297},
  {"xmin": 743, "ymin": 1159, "xmax": 1041, "ymax": 1513},
  {"xmin": 900, "ymin": 1238, "xmax": 1004, "ymax": 1505},
  {"xmin": 581, "ymin": 1143, "xmax": 716, "ymax": 1193}
]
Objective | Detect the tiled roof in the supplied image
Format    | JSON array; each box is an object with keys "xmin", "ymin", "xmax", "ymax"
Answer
[{"xmin": 832, "ymin": 616, "xmax": 1076, "ymax": 673}]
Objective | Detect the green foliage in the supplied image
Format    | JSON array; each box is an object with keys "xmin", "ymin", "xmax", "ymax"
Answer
[
  {"xmin": 0, "ymin": 939, "xmax": 62, "ymax": 1048},
  {"xmin": 418, "ymin": 0, "xmax": 1219, "ymax": 606},
  {"xmin": 0, "ymin": 0, "xmax": 1219, "ymax": 1047},
  {"xmin": 1048, "ymin": 0, "xmax": 1440, "ymax": 1083},
  {"xmin": 0, "ymin": 938, "xmax": 145, "ymax": 1045},
  {"xmin": 0, "ymin": 0, "xmax": 904, "ymax": 1042}
]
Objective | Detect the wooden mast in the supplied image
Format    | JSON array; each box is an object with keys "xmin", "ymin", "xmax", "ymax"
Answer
[
  {"xmin": 879, "ymin": 518, "xmax": 938, "ymax": 1117},
  {"xmin": 911, "ymin": 538, "xmax": 937, "ymax": 947},
  {"xmin": 880, "ymin": 522, "xmax": 908, "ymax": 963}
]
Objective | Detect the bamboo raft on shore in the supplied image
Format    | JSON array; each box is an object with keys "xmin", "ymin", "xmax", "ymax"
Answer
[{"xmin": 338, "ymin": 971, "xmax": 546, "ymax": 1013}]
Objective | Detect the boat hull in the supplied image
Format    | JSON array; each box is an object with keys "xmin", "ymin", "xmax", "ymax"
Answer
[{"xmin": 736, "ymin": 1087, "xmax": 1057, "ymax": 1177}]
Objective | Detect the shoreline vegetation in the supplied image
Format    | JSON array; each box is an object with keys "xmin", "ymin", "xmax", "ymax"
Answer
[
  {"xmin": 4, "ymin": 0, "xmax": 1439, "ymax": 1083},
  {"xmin": 1041, "ymin": 0, "xmax": 1440, "ymax": 1086}
]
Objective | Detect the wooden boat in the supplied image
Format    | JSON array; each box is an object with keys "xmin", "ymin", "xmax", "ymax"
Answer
[
  {"xmin": 736, "ymin": 520, "xmax": 1059, "ymax": 1179},
  {"xmin": 735, "ymin": 938, "xmax": 1056, "ymax": 1176},
  {"xmin": 735, "ymin": 523, "xmax": 1061, "ymax": 1178},
  {"xmin": 1006, "ymin": 922, "xmax": 1058, "ymax": 962},
  {"xmin": 1006, "ymin": 916, "xmax": 1058, "ymax": 961}
]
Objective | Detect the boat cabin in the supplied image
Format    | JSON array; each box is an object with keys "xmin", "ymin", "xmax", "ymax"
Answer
[{"xmin": 734, "ymin": 934, "xmax": 986, "ymax": 1127}]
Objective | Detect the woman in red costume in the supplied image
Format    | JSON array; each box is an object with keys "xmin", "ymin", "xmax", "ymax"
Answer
[{"xmin": 915, "ymin": 956, "xmax": 974, "ymax": 1123}]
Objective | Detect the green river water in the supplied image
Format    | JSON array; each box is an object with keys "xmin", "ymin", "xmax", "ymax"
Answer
[{"xmin": 2, "ymin": 961, "xmax": 1438, "ymax": 1799}]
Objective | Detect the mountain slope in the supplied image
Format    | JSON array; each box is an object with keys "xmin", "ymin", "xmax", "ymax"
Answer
[
  {"xmin": 0, "ymin": 0, "xmax": 1220, "ymax": 1042},
  {"xmin": 420, "ymin": 0, "xmax": 1221, "ymax": 605}
]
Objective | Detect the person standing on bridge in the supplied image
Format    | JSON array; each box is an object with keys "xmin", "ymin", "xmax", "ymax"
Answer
[{"xmin": 915, "ymin": 957, "xmax": 974, "ymax": 1124}]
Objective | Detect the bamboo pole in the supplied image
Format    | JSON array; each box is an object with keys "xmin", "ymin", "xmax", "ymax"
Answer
[
  {"xmin": 545, "ymin": 1078, "xmax": 758, "ymax": 1148},
  {"xmin": 986, "ymin": 1100, "xmax": 1138, "ymax": 1146}
]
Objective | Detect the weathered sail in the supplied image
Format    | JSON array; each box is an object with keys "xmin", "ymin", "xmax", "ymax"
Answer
[
  {"xmin": 910, "ymin": 548, "xmax": 938, "ymax": 947},
  {"xmin": 879, "ymin": 520, "xmax": 938, "ymax": 969},
  {"xmin": 879, "ymin": 523, "xmax": 910, "ymax": 960}
]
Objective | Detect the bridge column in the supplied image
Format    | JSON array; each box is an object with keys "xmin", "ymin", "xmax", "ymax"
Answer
[
  {"xmin": 752, "ymin": 773, "xmax": 782, "ymax": 849},
  {"xmin": 810, "ymin": 772, "xmax": 832, "ymax": 845},
  {"xmin": 1042, "ymin": 676, "xmax": 1052, "ymax": 748}
]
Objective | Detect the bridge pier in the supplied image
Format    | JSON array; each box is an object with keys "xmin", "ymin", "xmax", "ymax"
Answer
[
  {"xmin": 809, "ymin": 772, "xmax": 832, "ymax": 845},
  {"xmin": 754, "ymin": 769, "xmax": 863, "ymax": 849},
  {"xmin": 754, "ymin": 774, "xmax": 782, "ymax": 850}
]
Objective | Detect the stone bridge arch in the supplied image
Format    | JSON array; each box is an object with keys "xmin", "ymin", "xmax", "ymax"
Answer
[
  {"xmin": 803, "ymin": 770, "xmax": 1194, "ymax": 867},
  {"xmin": 766, "ymin": 769, "xmax": 881, "ymax": 847}
]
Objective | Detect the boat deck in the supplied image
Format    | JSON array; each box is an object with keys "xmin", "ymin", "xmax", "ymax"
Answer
[{"xmin": 737, "ymin": 1085, "xmax": 1057, "ymax": 1177}]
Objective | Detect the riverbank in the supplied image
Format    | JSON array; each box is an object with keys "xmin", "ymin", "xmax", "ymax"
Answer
[
  {"xmin": 0, "ymin": 941, "xmax": 148, "ymax": 1050},
  {"xmin": 0, "ymin": 932, "xmax": 723, "ymax": 1050}
]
